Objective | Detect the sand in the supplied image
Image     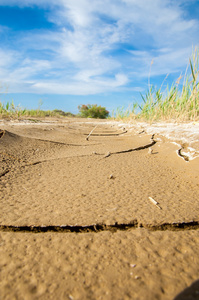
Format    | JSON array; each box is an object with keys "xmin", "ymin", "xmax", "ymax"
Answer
[{"xmin": 0, "ymin": 117, "xmax": 199, "ymax": 299}]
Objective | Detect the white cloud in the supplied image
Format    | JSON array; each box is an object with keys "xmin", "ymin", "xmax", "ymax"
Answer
[
  {"xmin": 128, "ymin": 47, "xmax": 193, "ymax": 78},
  {"xmin": 9, "ymin": 71, "xmax": 128, "ymax": 95},
  {"xmin": 0, "ymin": 0, "xmax": 198, "ymax": 95},
  {"xmin": 8, "ymin": 59, "xmax": 52, "ymax": 82},
  {"xmin": 0, "ymin": 49, "xmax": 17, "ymax": 68}
]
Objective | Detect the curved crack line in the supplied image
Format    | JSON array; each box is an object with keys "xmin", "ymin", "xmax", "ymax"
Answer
[
  {"xmin": 176, "ymin": 145, "xmax": 198, "ymax": 162},
  {"xmin": 18, "ymin": 135, "xmax": 157, "ymax": 165},
  {"xmin": 0, "ymin": 130, "xmax": 5, "ymax": 138},
  {"xmin": 1, "ymin": 153, "xmax": 103, "ymax": 171},
  {"xmin": 1, "ymin": 135, "xmax": 157, "ymax": 170},
  {"xmin": 103, "ymin": 134, "xmax": 156, "ymax": 157},
  {"xmin": 21, "ymin": 153, "xmax": 98, "ymax": 166},
  {"xmin": 23, "ymin": 138, "xmax": 157, "ymax": 165},
  {"xmin": 22, "ymin": 138, "xmax": 83, "ymax": 147},
  {"xmin": 178, "ymin": 148, "xmax": 189, "ymax": 162},
  {"xmin": 0, "ymin": 130, "xmax": 87, "ymax": 147},
  {"xmin": 0, "ymin": 220, "xmax": 199, "ymax": 233}
]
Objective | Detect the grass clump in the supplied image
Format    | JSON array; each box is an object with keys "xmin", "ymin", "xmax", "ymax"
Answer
[
  {"xmin": 136, "ymin": 48, "xmax": 199, "ymax": 122},
  {"xmin": 112, "ymin": 48, "xmax": 199, "ymax": 122},
  {"xmin": 78, "ymin": 104, "xmax": 109, "ymax": 119},
  {"xmin": 113, "ymin": 104, "xmax": 138, "ymax": 120},
  {"xmin": 0, "ymin": 100, "xmax": 26, "ymax": 118}
]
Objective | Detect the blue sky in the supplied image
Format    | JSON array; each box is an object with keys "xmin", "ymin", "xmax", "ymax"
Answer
[{"xmin": 0, "ymin": 0, "xmax": 199, "ymax": 114}]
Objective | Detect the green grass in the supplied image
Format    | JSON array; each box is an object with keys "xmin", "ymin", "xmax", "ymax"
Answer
[
  {"xmin": 112, "ymin": 104, "xmax": 138, "ymax": 120},
  {"xmin": 134, "ymin": 47, "xmax": 199, "ymax": 122},
  {"xmin": 0, "ymin": 101, "xmax": 75, "ymax": 119},
  {"xmin": 112, "ymin": 48, "xmax": 199, "ymax": 122}
]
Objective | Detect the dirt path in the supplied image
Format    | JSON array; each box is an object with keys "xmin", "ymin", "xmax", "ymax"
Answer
[{"xmin": 0, "ymin": 118, "xmax": 199, "ymax": 299}]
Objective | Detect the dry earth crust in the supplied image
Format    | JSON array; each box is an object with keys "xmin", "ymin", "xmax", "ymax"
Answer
[{"xmin": 0, "ymin": 117, "xmax": 199, "ymax": 300}]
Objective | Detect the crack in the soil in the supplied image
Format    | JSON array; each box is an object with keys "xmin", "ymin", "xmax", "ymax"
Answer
[
  {"xmin": 1, "ymin": 220, "xmax": 199, "ymax": 233},
  {"xmin": 22, "ymin": 153, "xmax": 96, "ymax": 166},
  {"xmin": 0, "ymin": 130, "xmax": 5, "ymax": 138},
  {"xmin": 33, "ymin": 138, "xmax": 87, "ymax": 147},
  {"xmin": 17, "ymin": 135, "xmax": 158, "ymax": 166},
  {"xmin": 178, "ymin": 148, "xmax": 190, "ymax": 162},
  {"xmin": 0, "ymin": 130, "xmax": 91, "ymax": 147},
  {"xmin": 104, "ymin": 134, "xmax": 156, "ymax": 157},
  {"xmin": 0, "ymin": 169, "xmax": 10, "ymax": 178}
]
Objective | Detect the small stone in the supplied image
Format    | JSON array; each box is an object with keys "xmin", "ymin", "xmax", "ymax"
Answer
[
  {"xmin": 109, "ymin": 174, "xmax": 114, "ymax": 179},
  {"xmin": 130, "ymin": 264, "xmax": 136, "ymax": 268}
]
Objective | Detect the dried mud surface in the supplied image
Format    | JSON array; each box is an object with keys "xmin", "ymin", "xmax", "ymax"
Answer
[{"xmin": 0, "ymin": 118, "xmax": 199, "ymax": 300}]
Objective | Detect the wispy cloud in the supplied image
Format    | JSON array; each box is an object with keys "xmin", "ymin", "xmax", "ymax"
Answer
[{"xmin": 0, "ymin": 0, "xmax": 198, "ymax": 95}]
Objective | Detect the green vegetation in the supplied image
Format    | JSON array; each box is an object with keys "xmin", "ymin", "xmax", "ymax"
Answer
[
  {"xmin": 52, "ymin": 109, "xmax": 75, "ymax": 117},
  {"xmin": 78, "ymin": 104, "xmax": 109, "ymax": 119},
  {"xmin": 134, "ymin": 48, "xmax": 199, "ymax": 122},
  {"xmin": 113, "ymin": 104, "xmax": 138, "ymax": 120},
  {"xmin": 112, "ymin": 48, "xmax": 199, "ymax": 122},
  {"xmin": 0, "ymin": 100, "xmax": 75, "ymax": 119},
  {"xmin": 0, "ymin": 100, "xmax": 24, "ymax": 118}
]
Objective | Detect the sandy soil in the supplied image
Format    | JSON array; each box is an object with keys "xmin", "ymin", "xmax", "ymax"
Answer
[{"xmin": 0, "ymin": 117, "xmax": 199, "ymax": 299}]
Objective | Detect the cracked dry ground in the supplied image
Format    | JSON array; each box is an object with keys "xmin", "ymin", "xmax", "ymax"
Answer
[{"xmin": 0, "ymin": 119, "xmax": 199, "ymax": 300}]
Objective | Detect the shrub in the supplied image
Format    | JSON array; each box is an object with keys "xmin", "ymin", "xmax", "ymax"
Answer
[{"xmin": 78, "ymin": 104, "xmax": 109, "ymax": 119}]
